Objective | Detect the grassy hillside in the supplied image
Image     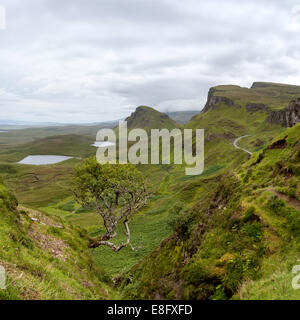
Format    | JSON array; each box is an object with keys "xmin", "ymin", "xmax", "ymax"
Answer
[
  {"xmin": 120, "ymin": 124, "xmax": 300, "ymax": 300},
  {"xmin": 206, "ymin": 82, "xmax": 300, "ymax": 111},
  {"xmin": 187, "ymin": 83, "xmax": 290, "ymax": 155},
  {"xmin": 124, "ymin": 106, "xmax": 181, "ymax": 131},
  {"xmin": 0, "ymin": 96, "xmax": 284, "ymax": 282},
  {"xmin": 0, "ymin": 177, "xmax": 111, "ymax": 300},
  {"xmin": 0, "ymin": 84, "xmax": 297, "ymax": 300}
]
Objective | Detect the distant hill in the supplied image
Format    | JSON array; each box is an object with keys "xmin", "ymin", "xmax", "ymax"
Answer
[
  {"xmin": 0, "ymin": 120, "xmax": 68, "ymax": 128},
  {"xmin": 124, "ymin": 106, "xmax": 180, "ymax": 131},
  {"xmin": 166, "ymin": 111, "xmax": 200, "ymax": 124},
  {"xmin": 0, "ymin": 124, "xmax": 114, "ymax": 146},
  {"xmin": 0, "ymin": 120, "xmax": 118, "ymax": 129}
]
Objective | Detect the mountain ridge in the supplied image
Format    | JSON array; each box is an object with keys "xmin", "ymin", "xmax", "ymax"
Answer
[
  {"xmin": 202, "ymin": 82, "xmax": 300, "ymax": 115},
  {"xmin": 124, "ymin": 105, "xmax": 181, "ymax": 131}
]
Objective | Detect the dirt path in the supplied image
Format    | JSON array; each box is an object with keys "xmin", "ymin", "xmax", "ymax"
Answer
[
  {"xmin": 233, "ymin": 135, "xmax": 253, "ymax": 156},
  {"xmin": 273, "ymin": 190, "xmax": 300, "ymax": 212}
]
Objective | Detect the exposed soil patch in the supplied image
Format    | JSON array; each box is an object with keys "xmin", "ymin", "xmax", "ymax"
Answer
[
  {"xmin": 20, "ymin": 206, "xmax": 68, "ymax": 261},
  {"xmin": 269, "ymin": 136, "xmax": 287, "ymax": 149},
  {"xmin": 28, "ymin": 226, "xmax": 69, "ymax": 261},
  {"xmin": 18, "ymin": 205, "xmax": 63, "ymax": 229}
]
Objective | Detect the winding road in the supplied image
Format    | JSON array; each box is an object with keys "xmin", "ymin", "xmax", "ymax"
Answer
[{"xmin": 233, "ymin": 135, "xmax": 253, "ymax": 156}]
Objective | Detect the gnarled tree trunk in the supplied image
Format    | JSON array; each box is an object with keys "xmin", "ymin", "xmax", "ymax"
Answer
[{"xmin": 88, "ymin": 219, "xmax": 134, "ymax": 252}]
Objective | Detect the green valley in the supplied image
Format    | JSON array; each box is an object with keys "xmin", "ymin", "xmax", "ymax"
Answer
[{"xmin": 0, "ymin": 82, "xmax": 299, "ymax": 300}]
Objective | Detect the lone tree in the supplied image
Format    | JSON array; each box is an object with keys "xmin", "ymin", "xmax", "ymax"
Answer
[{"xmin": 72, "ymin": 158, "xmax": 150, "ymax": 252}]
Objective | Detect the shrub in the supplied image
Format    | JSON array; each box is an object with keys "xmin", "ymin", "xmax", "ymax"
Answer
[
  {"xmin": 242, "ymin": 207, "xmax": 256, "ymax": 223},
  {"xmin": 211, "ymin": 285, "xmax": 227, "ymax": 300},
  {"xmin": 287, "ymin": 164, "xmax": 299, "ymax": 176},
  {"xmin": 182, "ymin": 261, "xmax": 209, "ymax": 285},
  {"xmin": 241, "ymin": 222, "xmax": 263, "ymax": 242},
  {"xmin": 289, "ymin": 165, "xmax": 300, "ymax": 176},
  {"xmin": 266, "ymin": 196, "xmax": 286, "ymax": 216},
  {"xmin": 167, "ymin": 202, "xmax": 194, "ymax": 238},
  {"xmin": 286, "ymin": 207, "xmax": 300, "ymax": 236},
  {"xmin": 288, "ymin": 187, "xmax": 297, "ymax": 199},
  {"xmin": 223, "ymin": 256, "xmax": 244, "ymax": 293}
]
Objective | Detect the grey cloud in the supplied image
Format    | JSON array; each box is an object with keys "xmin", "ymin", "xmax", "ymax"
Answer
[{"xmin": 0, "ymin": 0, "xmax": 299, "ymax": 122}]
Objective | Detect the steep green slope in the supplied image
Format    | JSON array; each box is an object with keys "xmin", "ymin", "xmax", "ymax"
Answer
[
  {"xmin": 120, "ymin": 124, "xmax": 300, "ymax": 300},
  {"xmin": 124, "ymin": 106, "xmax": 180, "ymax": 131},
  {"xmin": 0, "ymin": 177, "xmax": 110, "ymax": 300},
  {"xmin": 186, "ymin": 82, "xmax": 300, "ymax": 156}
]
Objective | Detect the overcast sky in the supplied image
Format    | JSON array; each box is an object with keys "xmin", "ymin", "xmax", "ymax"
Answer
[{"xmin": 0, "ymin": 0, "xmax": 300, "ymax": 123}]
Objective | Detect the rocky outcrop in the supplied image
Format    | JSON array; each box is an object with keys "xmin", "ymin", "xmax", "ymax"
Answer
[
  {"xmin": 267, "ymin": 99, "xmax": 300, "ymax": 127},
  {"xmin": 286, "ymin": 99, "xmax": 300, "ymax": 126},
  {"xmin": 267, "ymin": 110, "xmax": 287, "ymax": 126},
  {"xmin": 203, "ymin": 88, "xmax": 237, "ymax": 112},
  {"xmin": 203, "ymin": 87, "xmax": 269, "ymax": 114},
  {"xmin": 246, "ymin": 103, "xmax": 269, "ymax": 112},
  {"xmin": 202, "ymin": 85, "xmax": 300, "ymax": 128}
]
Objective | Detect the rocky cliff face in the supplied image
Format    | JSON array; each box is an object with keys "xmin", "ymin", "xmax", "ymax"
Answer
[
  {"xmin": 203, "ymin": 85, "xmax": 300, "ymax": 128},
  {"xmin": 267, "ymin": 99, "xmax": 300, "ymax": 127},
  {"xmin": 202, "ymin": 88, "xmax": 237, "ymax": 112},
  {"xmin": 246, "ymin": 103, "xmax": 269, "ymax": 112}
]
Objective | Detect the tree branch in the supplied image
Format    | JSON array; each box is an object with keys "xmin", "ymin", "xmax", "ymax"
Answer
[{"xmin": 88, "ymin": 219, "xmax": 134, "ymax": 252}]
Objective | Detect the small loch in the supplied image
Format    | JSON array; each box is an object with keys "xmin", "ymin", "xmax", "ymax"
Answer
[
  {"xmin": 18, "ymin": 155, "xmax": 73, "ymax": 165},
  {"xmin": 91, "ymin": 141, "xmax": 116, "ymax": 147}
]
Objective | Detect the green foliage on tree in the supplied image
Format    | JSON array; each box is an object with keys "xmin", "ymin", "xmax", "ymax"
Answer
[{"xmin": 73, "ymin": 158, "xmax": 150, "ymax": 251}]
